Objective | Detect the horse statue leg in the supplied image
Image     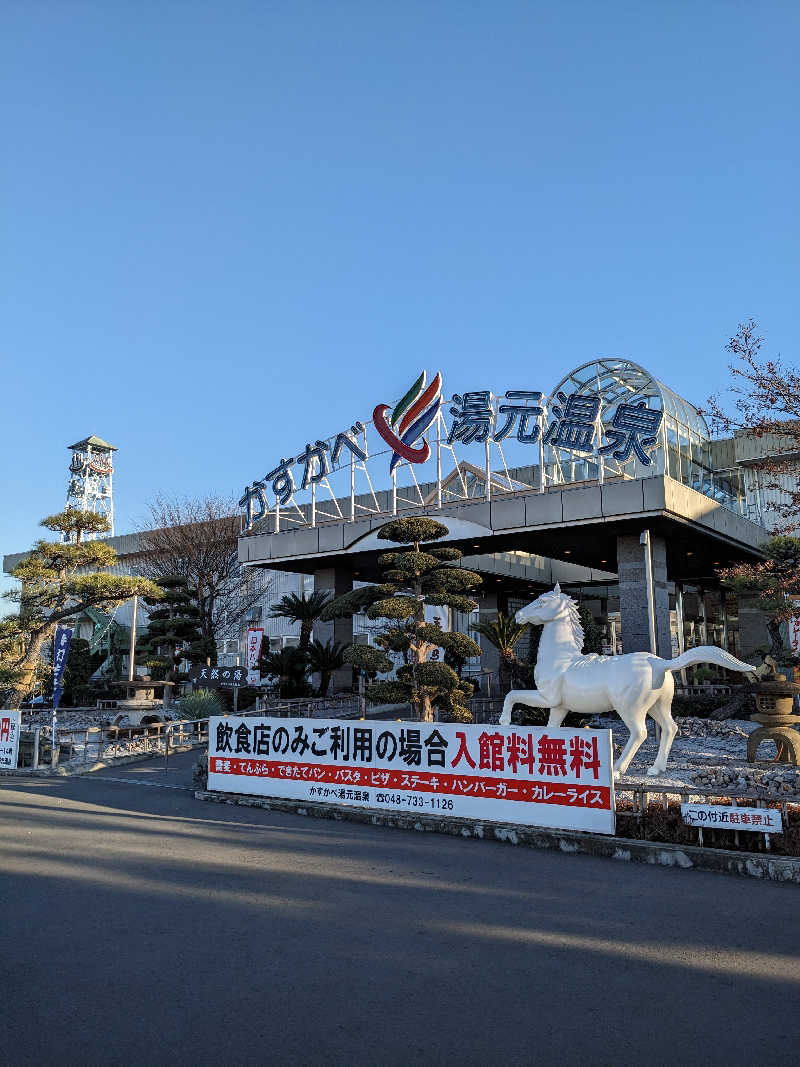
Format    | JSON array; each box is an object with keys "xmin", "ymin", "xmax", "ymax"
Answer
[
  {"xmin": 611, "ymin": 704, "xmax": 649, "ymax": 778},
  {"xmin": 500, "ymin": 688, "xmax": 551, "ymax": 725},
  {"xmin": 644, "ymin": 689, "xmax": 678, "ymax": 776},
  {"xmin": 547, "ymin": 706, "xmax": 569, "ymax": 727}
]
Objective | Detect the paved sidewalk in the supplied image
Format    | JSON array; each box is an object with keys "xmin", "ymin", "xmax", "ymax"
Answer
[{"xmin": 80, "ymin": 747, "xmax": 200, "ymax": 790}]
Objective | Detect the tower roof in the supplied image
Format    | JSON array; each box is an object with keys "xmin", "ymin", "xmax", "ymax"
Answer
[{"xmin": 68, "ymin": 435, "xmax": 117, "ymax": 451}]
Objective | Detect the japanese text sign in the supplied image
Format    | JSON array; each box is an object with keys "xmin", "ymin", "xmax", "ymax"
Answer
[
  {"xmin": 52, "ymin": 626, "xmax": 73, "ymax": 712},
  {"xmin": 208, "ymin": 717, "xmax": 616, "ymax": 834},
  {"xmin": 790, "ymin": 609, "xmax": 800, "ymax": 657},
  {"xmin": 0, "ymin": 711, "xmax": 21, "ymax": 769},
  {"xmin": 681, "ymin": 803, "xmax": 783, "ymax": 834},
  {"xmin": 246, "ymin": 628, "xmax": 264, "ymax": 686},
  {"xmin": 189, "ymin": 664, "xmax": 247, "ymax": 689}
]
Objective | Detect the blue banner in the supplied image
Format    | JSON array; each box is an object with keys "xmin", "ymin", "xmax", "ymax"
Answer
[{"xmin": 52, "ymin": 626, "xmax": 74, "ymax": 711}]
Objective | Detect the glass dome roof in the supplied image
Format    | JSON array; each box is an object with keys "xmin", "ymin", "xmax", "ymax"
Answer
[{"xmin": 550, "ymin": 357, "xmax": 710, "ymax": 440}]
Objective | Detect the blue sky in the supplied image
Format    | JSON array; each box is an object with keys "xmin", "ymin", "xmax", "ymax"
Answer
[{"xmin": 1, "ymin": 2, "xmax": 797, "ymax": 595}]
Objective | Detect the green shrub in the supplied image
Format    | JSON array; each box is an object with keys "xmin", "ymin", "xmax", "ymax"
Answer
[{"xmin": 178, "ymin": 688, "xmax": 224, "ymax": 720}]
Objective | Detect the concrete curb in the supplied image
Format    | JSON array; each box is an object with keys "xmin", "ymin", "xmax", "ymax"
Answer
[
  {"xmin": 195, "ymin": 788, "xmax": 800, "ymax": 885},
  {"xmin": 0, "ymin": 744, "xmax": 198, "ymax": 779}
]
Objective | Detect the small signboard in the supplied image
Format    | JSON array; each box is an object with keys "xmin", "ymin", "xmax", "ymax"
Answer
[
  {"xmin": 0, "ymin": 711, "xmax": 21, "ymax": 770},
  {"xmin": 188, "ymin": 665, "xmax": 247, "ymax": 689},
  {"xmin": 208, "ymin": 717, "xmax": 616, "ymax": 834},
  {"xmin": 681, "ymin": 803, "xmax": 783, "ymax": 834},
  {"xmin": 246, "ymin": 628, "xmax": 264, "ymax": 686}
]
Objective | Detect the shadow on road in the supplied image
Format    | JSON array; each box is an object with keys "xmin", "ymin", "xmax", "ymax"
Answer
[{"xmin": 2, "ymin": 761, "xmax": 799, "ymax": 1066}]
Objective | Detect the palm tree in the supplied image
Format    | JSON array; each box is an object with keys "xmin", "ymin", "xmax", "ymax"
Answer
[
  {"xmin": 261, "ymin": 647, "xmax": 308, "ymax": 698},
  {"xmin": 305, "ymin": 639, "xmax": 347, "ymax": 697},
  {"xmin": 470, "ymin": 613, "xmax": 531, "ymax": 695},
  {"xmin": 268, "ymin": 591, "xmax": 331, "ymax": 651}
]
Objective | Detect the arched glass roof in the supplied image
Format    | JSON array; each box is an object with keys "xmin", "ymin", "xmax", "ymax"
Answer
[{"xmin": 550, "ymin": 358, "xmax": 709, "ymax": 440}]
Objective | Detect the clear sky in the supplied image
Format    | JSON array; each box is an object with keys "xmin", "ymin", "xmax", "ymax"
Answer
[{"xmin": 1, "ymin": 2, "xmax": 797, "ymax": 595}]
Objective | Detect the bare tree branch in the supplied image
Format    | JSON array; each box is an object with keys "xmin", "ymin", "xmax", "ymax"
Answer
[
  {"xmin": 134, "ymin": 494, "xmax": 274, "ymax": 657},
  {"xmin": 704, "ymin": 320, "xmax": 800, "ymax": 533}
]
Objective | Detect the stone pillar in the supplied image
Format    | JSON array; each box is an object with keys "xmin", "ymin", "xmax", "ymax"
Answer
[
  {"xmin": 313, "ymin": 567, "xmax": 353, "ymax": 692},
  {"xmin": 616, "ymin": 532, "xmax": 671, "ymax": 658},
  {"xmin": 477, "ymin": 591, "xmax": 500, "ymax": 697},
  {"xmin": 738, "ymin": 594, "xmax": 771, "ymax": 660}
]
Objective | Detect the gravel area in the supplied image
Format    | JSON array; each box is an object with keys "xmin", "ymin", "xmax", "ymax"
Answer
[{"xmin": 587, "ymin": 714, "xmax": 800, "ymax": 797}]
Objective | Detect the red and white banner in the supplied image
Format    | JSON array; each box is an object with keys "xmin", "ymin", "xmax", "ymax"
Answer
[
  {"xmin": 246, "ymin": 627, "xmax": 264, "ymax": 686},
  {"xmin": 208, "ymin": 717, "xmax": 616, "ymax": 834},
  {"xmin": 0, "ymin": 710, "xmax": 20, "ymax": 769}
]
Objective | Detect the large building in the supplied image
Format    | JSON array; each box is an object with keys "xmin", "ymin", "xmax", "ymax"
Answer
[
  {"xmin": 235, "ymin": 359, "xmax": 797, "ymax": 689},
  {"xmin": 4, "ymin": 360, "xmax": 797, "ymax": 690}
]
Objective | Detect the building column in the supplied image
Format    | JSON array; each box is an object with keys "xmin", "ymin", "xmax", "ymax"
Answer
[
  {"xmin": 616, "ymin": 532, "xmax": 671, "ymax": 658},
  {"xmin": 313, "ymin": 567, "xmax": 353, "ymax": 692},
  {"xmin": 477, "ymin": 591, "xmax": 500, "ymax": 697}
]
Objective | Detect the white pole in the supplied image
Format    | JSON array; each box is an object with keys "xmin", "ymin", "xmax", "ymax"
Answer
[
  {"xmin": 436, "ymin": 410, "xmax": 442, "ymax": 509},
  {"xmin": 350, "ymin": 451, "xmax": 355, "ymax": 521},
  {"xmin": 538, "ymin": 403, "xmax": 546, "ymax": 493},
  {"xmin": 128, "ymin": 594, "xmax": 138, "ymax": 682}
]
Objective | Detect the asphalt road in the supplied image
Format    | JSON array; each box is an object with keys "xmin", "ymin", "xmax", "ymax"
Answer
[{"xmin": 1, "ymin": 752, "xmax": 799, "ymax": 1067}]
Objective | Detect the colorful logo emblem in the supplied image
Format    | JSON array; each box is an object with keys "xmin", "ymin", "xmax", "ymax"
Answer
[{"xmin": 373, "ymin": 371, "xmax": 443, "ymax": 473}]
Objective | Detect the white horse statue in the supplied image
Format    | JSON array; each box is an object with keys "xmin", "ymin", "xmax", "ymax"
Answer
[{"xmin": 499, "ymin": 584, "xmax": 755, "ymax": 778}]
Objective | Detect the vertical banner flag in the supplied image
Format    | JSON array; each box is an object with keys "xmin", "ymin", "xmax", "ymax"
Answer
[
  {"xmin": 51, "ymin": 626, "xmax": 74, "ymax": 711},
  {"xmin": 246, "ymin": 627, "xmax": 264, "ymax": 686},
  {"xmin": 790, "ymin": 605, "xmax": 800, "ymax": 657}
]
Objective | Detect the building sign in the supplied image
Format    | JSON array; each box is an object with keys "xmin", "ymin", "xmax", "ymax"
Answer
[
  {"xmin": 0, "ymin": 711, "xmax": 21, "ymax": 769},
  {"xmin": 189, "ymin": 664, "xmax": 247, "ymax": 689},
  {"xmin": 374, "ymin": 370, "xmax": 443, "ymax": 472},
  {"xmin": 681, "ymin": 803, "xmax": 783, "ymax": 833},
  {"xmin": 246, "ymin": 627, "xmax": 264, "ymax": 686},
  {"xmin": 208, "ymin": 717, "xmax": 616, "ymax": 834},
  {"xmin": 239, "ymin": 366, "xmax": 665, "ymax": 527}
]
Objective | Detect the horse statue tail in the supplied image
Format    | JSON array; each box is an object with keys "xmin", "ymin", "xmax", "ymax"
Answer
[{"xmin": 655, "ymin": 646, "xmax": 754, "ymax": 685}]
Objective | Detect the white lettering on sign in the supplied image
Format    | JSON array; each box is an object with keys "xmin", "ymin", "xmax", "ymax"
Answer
[
  {"xmin": 208, "ymin": 717, "xmax": 616, "ymax": 834},
  {"xmin": 681, "ymin": 803, "xmax": 783, "ymax": 833}
]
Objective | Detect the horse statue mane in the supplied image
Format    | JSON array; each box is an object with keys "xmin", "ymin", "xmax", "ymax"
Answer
[{"xmin": 553, "ymin": 584, "xmax": 585, "ymax": 651}]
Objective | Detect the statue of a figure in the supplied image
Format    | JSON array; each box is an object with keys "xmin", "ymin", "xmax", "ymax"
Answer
[{"xmin": 500, "ymin": 585, "xmax": 755, "ymax": 777}]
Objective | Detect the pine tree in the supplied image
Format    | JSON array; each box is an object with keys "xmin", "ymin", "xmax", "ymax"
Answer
[
  {"xmin": 323, "ymin": 517, "xmax": 483, "ymax": 722},
  {"xmin": 1, "ymin": 509, "xmax": 162, "ymax": 709},
  {"xmin": 136, "ymin": 575, "xmax": 204, "ymax": 678}
]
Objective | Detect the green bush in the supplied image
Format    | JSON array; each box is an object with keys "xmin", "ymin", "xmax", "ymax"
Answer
[{"xmin": 178, "ymin": 688, "xmax": 224, "ymax": 720}]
